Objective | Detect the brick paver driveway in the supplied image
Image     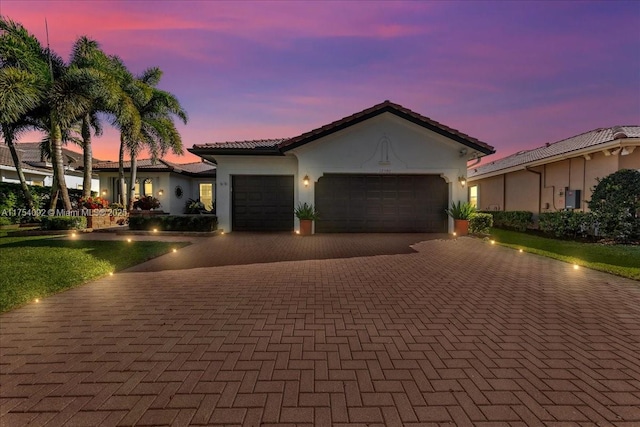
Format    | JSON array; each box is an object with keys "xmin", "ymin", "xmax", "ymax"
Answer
[{"xmin": 1, "ymin": 236, "xmax": 639, "ymax": 426}]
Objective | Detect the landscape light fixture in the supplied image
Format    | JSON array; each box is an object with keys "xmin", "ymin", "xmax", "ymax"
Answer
[{"xmin": 303, "ymin": 175, "xmax": 310, "ymax": 187}]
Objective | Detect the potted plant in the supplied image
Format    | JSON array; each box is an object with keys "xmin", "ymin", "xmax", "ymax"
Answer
[
  {"xmin": 294, "ymin": 202, "xmax": 319, "ymax": 235},
  {"xmin": 445, "ymin": 201, "xmax": 476, "ymax": 236}
]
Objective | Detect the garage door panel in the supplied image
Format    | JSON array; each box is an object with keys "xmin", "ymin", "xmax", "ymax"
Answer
[
  {"xmin": 315, "ymin": 174, "xmax": 447, "ymax": 233},
  {"xmin": 232, "ymin": 175, "xmax": 294, "ymax": 231}
]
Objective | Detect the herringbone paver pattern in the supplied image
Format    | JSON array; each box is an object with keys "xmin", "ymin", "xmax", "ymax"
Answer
[{"xmin": 1, "ymin": 237, "xmax": 639, "ymax": 426}]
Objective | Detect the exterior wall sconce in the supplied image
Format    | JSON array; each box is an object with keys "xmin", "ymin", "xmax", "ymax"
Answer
[
  {"xmin": 101, "ymin": 189, "xmax": 108, "ymax": 195},
  {"xmin": 303, "ymin": 175, "xmax": 310, "ymax": 187},
  {"xmin": 158, "ymin": 189, "xmax": 164, "ymax": 196},
  {"xmin": 458, "ymin": 176, "xmax": 466, "ymax": 187}
]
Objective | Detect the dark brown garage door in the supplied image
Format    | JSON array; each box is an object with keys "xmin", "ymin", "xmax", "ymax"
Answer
[
  {"xmin": 315, "ymin": 174, "xmax": 448, "ymax": 233},
  {"xmin": 232, "ymin": 175, "xmax": 294, "ymax": 231}
]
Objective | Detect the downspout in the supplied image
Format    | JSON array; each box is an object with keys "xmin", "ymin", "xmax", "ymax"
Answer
[{"xmin": 502, "ymin": 174, "xmax": 506, "ymax": 211}]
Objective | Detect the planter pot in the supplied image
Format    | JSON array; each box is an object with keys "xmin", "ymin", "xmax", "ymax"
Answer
[
  {"xmin": 299, "ymin": 219, "xmax": 313, "ymax": 236},
  {"xmin": 454, "ymin": 219, "xmax": 469, "ymax": 236}
]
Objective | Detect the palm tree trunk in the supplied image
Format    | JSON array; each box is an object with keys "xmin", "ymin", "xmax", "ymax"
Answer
[
  {"xmin": 118, "ymin": 135, "xmax": 126, "ymax": 206},
  {"xmin": 50, "ymin": 120, "xmax": 72, "ymax": 211},
  {"xmin": 2, "ymin": 125, "xmax": 35, "ymax": 210},
  {"xmin": 50, "ymin": 169, "xmax": 59, "ymax": 210},
  {"xmin": 81, "ymin": 115, "xmax": 93, "ymax": 198},
  {"xmin": 128, "ymin": 149, "xmax": 137, "ymax": 211}
]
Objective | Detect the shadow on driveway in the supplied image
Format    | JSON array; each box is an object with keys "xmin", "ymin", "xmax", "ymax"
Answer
[{"xmin": 125, "ymin": 232, "xmax": 450, "ymax": 272}]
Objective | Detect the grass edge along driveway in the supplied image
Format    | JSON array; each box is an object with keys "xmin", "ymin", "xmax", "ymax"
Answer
[
  {"xmin": 0, "ymin": 235, "xmax": 190, "ymax": 312},
  {"xmin": 489, "ymin": 228, "xmax": 640, "ymax": 281}
]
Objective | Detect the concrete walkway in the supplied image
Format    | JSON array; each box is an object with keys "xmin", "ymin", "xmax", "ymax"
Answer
[{"xmin": 1, "ymin": 236, "xmax": 639, "ymax": 426}]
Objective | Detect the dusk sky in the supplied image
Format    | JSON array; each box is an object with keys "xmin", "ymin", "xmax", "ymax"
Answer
[{"xmin": 2, "ymin": 1, "xmax": 639, "ymax": 164}]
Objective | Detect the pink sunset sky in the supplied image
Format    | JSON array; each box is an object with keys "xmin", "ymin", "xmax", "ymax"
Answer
[{"xmin": 1, "ymin": 0, "xmax": 639, "ymax": 164}]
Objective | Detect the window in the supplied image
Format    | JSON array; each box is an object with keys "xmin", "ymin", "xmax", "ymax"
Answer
[
  {"xmin": 134, "ymin": 180, "xmax": 140, "ymax": 199},
  {"xmin": 200, "ymin": 183, "xmax": 213, "ymax": 211},
  {"xmin": 144, "ymin": 179, "xmax": 153, "ymax": 196},
  {"xmin": 469, "ymin": 185, "xmax": 478, "ymax": 208}
]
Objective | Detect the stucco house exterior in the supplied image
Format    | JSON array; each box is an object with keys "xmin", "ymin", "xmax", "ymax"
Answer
[
  {"xmin": 467, "ymin": 126, "xmax": 640, "ymax": 215},
  {"xmin": 92, "ymin": 159, "xmax": 216, "ymax": 215},
  {"xmin": 0, "ymin": 143, "xmax": 99, "ymax": 192},
  {"xmin": 189, "ymin": 100, "xmax": 495, "ymax": 233}
]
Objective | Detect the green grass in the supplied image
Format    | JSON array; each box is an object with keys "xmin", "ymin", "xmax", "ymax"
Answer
[
  {"xmin": 0, "ymin": 235, "xmax": 190, "ymax": 312},
  {"xmin": 489, "ymin": 228, "xmax": 640, "ymax": 281}
]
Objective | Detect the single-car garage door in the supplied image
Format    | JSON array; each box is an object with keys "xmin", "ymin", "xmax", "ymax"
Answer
[
  {"xmin": 232, "ymin": 175, "xmax": 294, "ymax": 231},
  {"xmin": 315, "ymin": 174, "xmax": 448, "ymax": 233}
]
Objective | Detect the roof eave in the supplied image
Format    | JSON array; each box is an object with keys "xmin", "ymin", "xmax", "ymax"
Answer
[
  {"xmin": 468, "ymin": 138, "xmax": 640, "ymax": 181},
  {"xmin": 188, "ymin": 147, "xmax": 284, "ymax": 156},
  {"xmin": 279, "ymin": 106, "xmax": 495, "ymax": 155}
]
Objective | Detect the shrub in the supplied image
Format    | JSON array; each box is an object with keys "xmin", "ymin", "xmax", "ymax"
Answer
[
  {"xmin": 133, "ymin": 196, "xmax": 161, "ymax": 210},
  {"xmin": 294, "ymin": 203, "xmax": 319, "ymax": 220},
  {"xmin": 539, "ymin": 211, "xmax": 594, "ymax": 239},
  {"xmin": 587, "ymin": 169, "xmax": 640, "ymax": 243},
  {"xmin": 78, "ymin": 196, "xmax": 109, "ymax": 209},
  {"xmin": 185, "ymin": 198, "xmax": 205, "ymax": 214},
  {"xmin": 128, "ymin": 215, "xmax": 218, "ymax": 232},
  {"xmin": 40, "ymin": 216, "xmax": 87, "ymax": 230},
  {"xmin": 482, "ymin": 211, "xmax": 533, "ymax": 231},
  {"xmin": 445, "ymin": 201, "xmax": 476, "ymax": 220},
  {"xmin": 0, "ymin": 190, "xmax": 19, "ymax": 225},
  {"xmin": 469, "ymin": 213, "xmax": 493, "ymax": 235}
]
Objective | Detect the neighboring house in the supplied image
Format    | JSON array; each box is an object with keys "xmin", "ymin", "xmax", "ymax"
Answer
[
  {"xmin": 189, "ymin": 100, "xmax": 495, "ymax": 233},
  {"xmin": 92, "ymin": 159, "xmax": 216, "ymax": 215},
  {"xmin": 467, "ymin": 126, "xmax": 640, "ymax": 215},
  {"xmin": 0, "ymin": 142, "xmax": 99, "ymax": 192}
]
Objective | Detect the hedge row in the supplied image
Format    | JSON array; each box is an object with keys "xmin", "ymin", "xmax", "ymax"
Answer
[
  {"xmin": 128, "ymin": 215, "xmax": 218, "ymax": 232},
  {"xmin": 469, "ymin": 213, "xmax": 493, "ymax": 234},
  {"xmin": 479, "ymin": 210, "xmax": 533, "ymax": 232},
  {"xmin": 0, "ymin": 182, "xmax": 85, "ymax": 224},
  {"xmin": 40, "ymin": 216, "xmax": 87, "ymax": 230}
]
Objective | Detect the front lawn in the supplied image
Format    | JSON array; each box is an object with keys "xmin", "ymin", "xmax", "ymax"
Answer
[
  {"xmin": 0, "ymin": 235, "xmax": 190, "ymax": 312},
  {"xmin": 489, "ymin": 228, "xmax": 640, "ymax": 281}
]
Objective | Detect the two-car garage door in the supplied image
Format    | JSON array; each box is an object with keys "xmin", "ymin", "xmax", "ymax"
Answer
[
  {"xmin": 231, "ymin": 174, "xmax": 448, "ymax": 233},
  {"xmin": 315, "ymin": 174, "xmax": 448, "ymax": 233}
]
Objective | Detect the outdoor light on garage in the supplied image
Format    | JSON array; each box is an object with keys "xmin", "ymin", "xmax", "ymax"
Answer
[{"xmin": 303, "ymin": 175, "xmax": 310, "ymax": 187}]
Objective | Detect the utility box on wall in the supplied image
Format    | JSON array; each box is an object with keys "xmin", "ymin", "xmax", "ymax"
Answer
[{"xmin": 565, "ymin": 188, "xmax": 581, "ymax": 209}]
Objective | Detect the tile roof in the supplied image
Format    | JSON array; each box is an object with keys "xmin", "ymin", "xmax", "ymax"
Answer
[
  {"xmin": 468, "ymin": 126, "xmax": 640, "ymax": 178},
  {"xmin": 92, "ymin": 159, "xmax": 216, "ymax": 177},
  {"xmin": 189, "ymin": 101, "xmax": 495, "ymax": 156},
  {"xmin": 278, "ymin": 100, "xmax": 495, "ymax": 154},
  {"xmin": 0, "ymin": 144, "xmax": 66, "ymax": 174},
  {"xmin": 192, "ymin": 139, "xmax": 286, "ymax": 151}
]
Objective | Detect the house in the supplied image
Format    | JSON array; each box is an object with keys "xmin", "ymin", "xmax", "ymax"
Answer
[
  {"xmin": 92, "ymin": 159, "xmax": 216, "ymax": 214},
  {"xmin": 0, "ymin": 142, "xmax": 99, "ymax": 192},
  {"xmin": 189, "ymin": 100, "xmax": 495, "ymax": 233},
  {"xmin": 467, "ymin": 126, "xmax": 640, "ymax": 214}
]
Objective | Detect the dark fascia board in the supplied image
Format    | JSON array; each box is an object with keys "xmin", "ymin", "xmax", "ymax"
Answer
[
  {"xmin": 91, "ymin": 166, "xmax": 216, "ymax": 178},
  {"xmin": 280, "ymin": 105, "xmax": 496, "ymax": 155},
  {"xmin": 187, "ymin": 147, "xmax": 284, "ymax": 156}
]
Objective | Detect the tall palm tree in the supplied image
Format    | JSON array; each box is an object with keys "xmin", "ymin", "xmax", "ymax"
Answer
[
  {"xmin": 0, "ymin": 19, "xmax": 46, "ymax": 209},
  {"xmin": 69, "ymin": 37, "xmax": 140, "ymax": 198},
  {"xmin": 122, "ymin": 67, "xmax": 188, "ymax": 210},
  {"xmin": 0, "ymin": 17, "xmax": 105, "ymax": 211}
]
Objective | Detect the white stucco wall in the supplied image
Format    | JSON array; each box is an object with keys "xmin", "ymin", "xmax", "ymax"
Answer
[
  {"xmin": 296, "ymin": 114, "xmax": 469, "ymax": 232},
  {"xmin": 212, "ymin": 113, "xmax": 471, "ymax": 233},
  {"xmin": 214, "ymin": 156, "xmax": 298, "ymax": 232}
]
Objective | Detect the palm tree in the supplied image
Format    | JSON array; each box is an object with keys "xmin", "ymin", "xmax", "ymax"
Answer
[
  {"xmin": 69, "ymin": 37, "xmax": 141, "ymax": 199},
  {"xmin": 0, "ymin": 19, "xmax": 46, "ymax": 209},
  {"xmin": 122, "ymin": 67, "xmax": 188, "ymax": 210},
  {"xmin": 0, "ymin": 17, "xmax": 106, "ymax": 211}
]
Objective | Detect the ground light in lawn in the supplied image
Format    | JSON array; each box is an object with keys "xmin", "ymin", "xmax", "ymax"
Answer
[
  {"xmin": 127, "ymin": 238, "xmax": 132, "ymax": 243},
  {"xmin": 519, "ymin": 249, "xmax": 523, "ymax": 253},
  {"xmin": 153, "ymin": 229, "xmax": 158, "ymax": 233},
  {"xmin": 172, "ymin": 248, "xmax": 177, "ymax": 253},
  {"xmin": 490, "ymin": 240, "xmax": 495, "ymax": 245},
  {"xmin": 574, "ymin": 264, "xmax": 580, "ymax": 270}
]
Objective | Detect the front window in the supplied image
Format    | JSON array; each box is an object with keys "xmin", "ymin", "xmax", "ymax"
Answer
[
  {"xmin": 144, "ymin": 178, "xmax": 153, "ymax": 196},
  {"xmin": 469, "ymin": 185, "xmax": 478, "ymax": 208},
  {"xmin": 200, "ymin": 183, "xmax": 213, "ymax": 211}
]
